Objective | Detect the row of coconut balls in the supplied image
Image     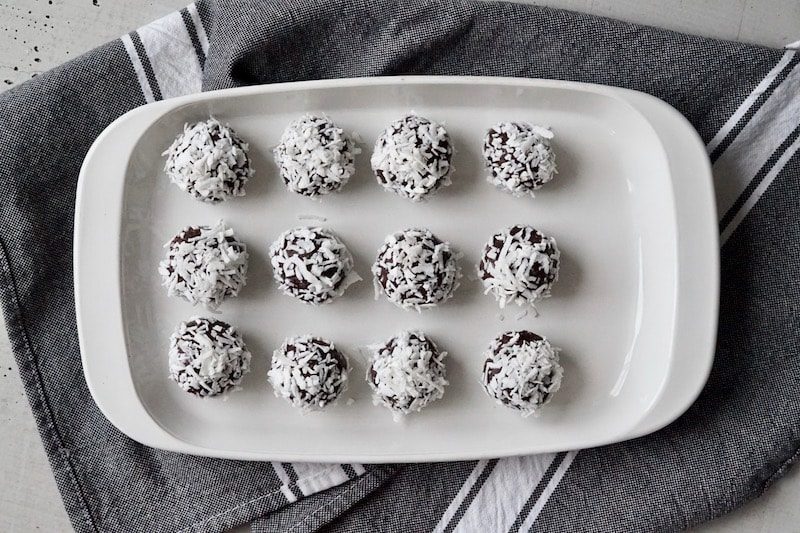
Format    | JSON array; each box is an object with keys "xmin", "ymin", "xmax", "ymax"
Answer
[
  {"xmin": 170, "ymin": 319, "xmax": 563, "ymax": 418},
  {"xmin": 159, "ymin": 221, "xmax": 561, "ymax": 312},
  {"xmin": 162, "ymin": 114, "xmax": 557, "ymax": 203}
]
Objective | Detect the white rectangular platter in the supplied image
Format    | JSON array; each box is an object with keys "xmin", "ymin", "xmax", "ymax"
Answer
[{"xmin": 75, "ymin": 76, "xmax": 718, "ymax": 462}]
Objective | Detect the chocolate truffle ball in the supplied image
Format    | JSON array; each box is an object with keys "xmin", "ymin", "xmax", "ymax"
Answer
[
  {"xmin": 482, "ymin": 330, "xmax": 563, "ymax": 416},
  {"xmin": 158, "ymin": 220, "xmax": 248, "ymax": 310},
  {"xmin": 371, "ymin": 114, "xmax": 453, "ymax": 201},
  {"xmin": 168, "ymin": 317, "xmax": 251, "ymax": 397},
  {"xmin": 163, "ymin": 117, "xmax": 253, "ymax": 202},
  {"xmin": 368, "ymin": 331, "xmax": 448, "ymax": 418},
  {"xmin": 269, "ymin": 226, "xmax": 359, "ymax": 305},
  {"xmin": 372, "ymin": 228, "xmax": 460, "ymax": 311},
  {"xmin": 268, "ymin": 335, "xmax": 349, "ymax": 411},
  {"xmin": 483, "ymin": 122, "xmax": 556, "ymax": 197},
  {"xmin": 478, "ymin": 225, "xmax": 560, "ymax": 308},
  {"xmin": 274, "ymin": 114, "xmax": 360, "ymax": 197}
]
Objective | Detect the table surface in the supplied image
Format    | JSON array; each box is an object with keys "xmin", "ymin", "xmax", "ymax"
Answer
[{"xmin": 1, "ymin": 1, "xmax": 798, "ymax": 532}]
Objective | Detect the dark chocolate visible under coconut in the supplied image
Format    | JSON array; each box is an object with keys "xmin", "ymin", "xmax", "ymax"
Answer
[
  {"xmin": 163, "ymin": 117, "xmax": 253, "ymax": 203},
  {"xmin": 268, "ymin": 335, "xmax": 348, "ymax": 411},
  {"xmin": 168, "ymin": 317, "xmax": 251, "ymax": 397},
  {"xmin": 372, "ymin": 228, "xmax": 461, "ymax": 311},
  {"xmin": 367, "ymin": 331, "xmax": 448, "ymax": 419},
  {"xmin": 482, "ymin": 330, "xmax": 563, "ymax": 416},
  {"xmin": 274, "ymin": 114, "xmax": 360, "ymax": 197},
  {"xmin": 483, "ymin": 122, "xmax": 556, "ymax": 198},
  {"xmin": 158, "ymin": 220, "xmax": 248, "ymax": 310},
  {"xmin": 478, "ymin": 225, "xmax": 560, "ymax": 309},
  {"xmin": 269, "ymin": 226, "xmax": 360, "ymax": 305},
  {"xmin": 371, "ymin": 114, "xmax": 453, "ymax": 201}
]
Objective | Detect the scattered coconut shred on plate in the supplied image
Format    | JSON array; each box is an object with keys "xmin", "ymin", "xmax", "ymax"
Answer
[
  {"xmin": 367, "ymin": 331, "xmax": 448, "ymax": 421},
  {"xmin": 296, "ymin": 214, "xmax": 327, "ymax": 222},
  {"xmin": 158, "ymin": 220, "xmax": 249, "ymax": 311}
]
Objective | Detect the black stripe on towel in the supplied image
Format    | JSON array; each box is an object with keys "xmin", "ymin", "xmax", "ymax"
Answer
[
  {"xmin": 443, "ymin": 459, "xmax": 499, "ymax": 533},
  {"xmin": 342, "ymin": 464, "xmax": 359, "ymax": 479},
  {"xmin": 719, "ymin": 123, "xmax": 800, "ymax": 232},
  {"xmin": 710, "ymin": 53, "xmax": 800, "ymax": 163},
  {"xmin": 507, "ymin": 452, "xmax": 568, "ymax": 533},
  {"xmin": 129, "ymin": 31, "xmax": 163, "ymax": 101},
  {"xmin": 282, "ymin": 463, "xmax": 305, "ymax": 501},
  {"xmin": 180, "ymin": 7, "xmax": 206, "ymax": 69}
]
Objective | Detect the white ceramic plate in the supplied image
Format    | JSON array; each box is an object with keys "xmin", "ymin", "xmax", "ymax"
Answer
[{"xmin": 75, "ymin": 76, "xmax": 718, "ymax": 462}]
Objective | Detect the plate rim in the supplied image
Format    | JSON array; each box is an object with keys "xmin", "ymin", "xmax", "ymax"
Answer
[{"xmin": 74, "ymin": 75, "xmax": 718, "ymax": 462}]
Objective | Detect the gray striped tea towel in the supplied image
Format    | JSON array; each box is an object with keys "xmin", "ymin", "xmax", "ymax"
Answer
[{"xmin": 1, "ymin": 1, "xmax": 798, "ymax": 531}]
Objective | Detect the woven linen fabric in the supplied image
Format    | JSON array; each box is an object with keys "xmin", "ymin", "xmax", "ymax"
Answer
[{"xmin": 0, "ymin": 0, "xmax": 798, "ymax": 531}]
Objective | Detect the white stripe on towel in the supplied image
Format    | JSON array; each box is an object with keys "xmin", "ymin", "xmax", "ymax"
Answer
[
  {"xmin": 270, "ymin": 462, "xmax": 298, "ymax": 503},
  {"xmin": 432, "ymin": 459, "xmax": 495, "ymax": 533},
  {"xmin": 187, "ymin": 2, "xmax": 211, "ymax": 54},
  {"xmin": 721, "ymin": 131, "xmax": 800, "ymax": 244},
  {"xmin": 712, "ymin": 51, "xmax": 800, "ymax": 218},
  {"xmin": 518, "ymin": 451, "xmax": 577, "ymax": 532},
  {"xmin": 433, "ymin": 455, "xmax": 557, "ymax": 533},
  {"xmin": 289, "ymin": 463, "xmax": 352, "ymax": 496},
  {"xmin": 120, "ymin": 33, "xmax": 156, "ymax": 103},
  {"xmin": 136, "ymin": 11, "xmax": 203, "ymax": 99},
  {"xmin": 706, "ymin": 50, "xmax": 795, "ymax": 155}
]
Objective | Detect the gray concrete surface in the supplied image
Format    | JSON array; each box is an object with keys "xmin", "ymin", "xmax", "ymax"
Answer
[{"xmin": 0, "ymin": 1, "xmax": 798, "ymax": 531}]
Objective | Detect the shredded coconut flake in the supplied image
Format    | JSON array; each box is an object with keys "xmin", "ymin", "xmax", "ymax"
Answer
[
  {"xmin": 163, "ymin": 117, "xmax": 253, "ymax": 203},
  {"xmin": 158, "ymin": 220, "xmax": 248, "ymax": 310},
  {"xmin": 371, "ymin": 114, "xmax": 453, "ymax": 201},
  {"xmin": 268, "ymin": 335, "xmax": 348, "ymax": 411},
  {"xmin": 274, "ymin": 114, "xmax": 360, "ymax": 197},
  {"xmin": 367, "ymin": 331, "xmax": 448, "ymax": 419},
  {"xmin": 482, "ymin": 330, "xmax": 562, "ymax": 416},
  {"xmin": 478, "ymin": 225, "xmax": 560, "ymax": 308},
  {"xmin": 297, "ymin": 213, "xmax": 328, "ymax": 222},
  {"xmin": 168, "ymin": 317, "xmax": 251, "ymax": 397},
  {"xmin": 269, "ymin": 226, "xmax": 360, "ymax": 305},
  {"xmin": 372, "ymin": 228, "xmax": 461, "ymax": 311},
  {"xmin": 483, "ymin": 122, "xmax": 556, "ymax": 198}
]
